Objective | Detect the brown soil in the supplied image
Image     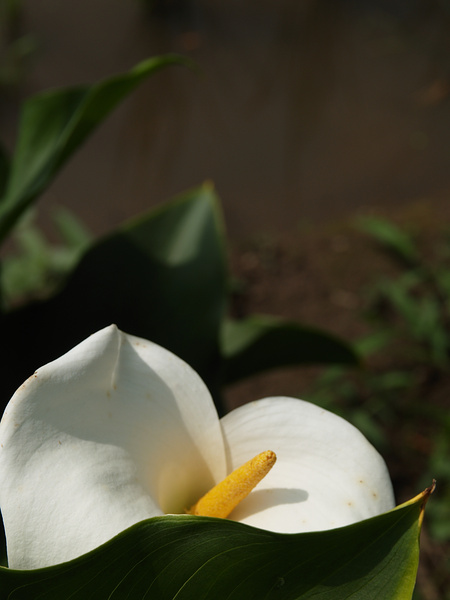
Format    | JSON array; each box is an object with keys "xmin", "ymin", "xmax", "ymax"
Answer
[
  {"xmin": 226, "ymin": 196, "xmax": 450, "ymax": 407},
  {"xmin": 225, "ymin": 198, "xmax": 450, "ymax": 600}
]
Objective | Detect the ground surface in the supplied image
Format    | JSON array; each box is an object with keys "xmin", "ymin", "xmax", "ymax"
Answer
[{"xmin": 225, "ymin": 198, "xmax": 450, "ymax": 600}]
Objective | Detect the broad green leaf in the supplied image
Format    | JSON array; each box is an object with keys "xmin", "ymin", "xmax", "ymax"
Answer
[
  {"xmin": 0, "ymin": 484, "xmax": 433, "ymax": 599},
  {"xmin": 0, "ymin": 54, "xmax": 188, "ymax": 245},
  {"xmin": 356, "ymin": 216, "xmax": 419, "ymax": 266},
  {"xmin": 221, "ymin": 315, "xmax": 358, "ymax": 384},
  {"xmin": 0, "ymin": 184, "xmax": 227, "ymax": 411}
]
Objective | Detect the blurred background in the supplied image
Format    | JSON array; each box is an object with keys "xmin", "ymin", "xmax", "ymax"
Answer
[
  {"xmin": 1, "ymin": 1, "xmax": 450, "ymax": 597},
  {"xmin": 1, "ymin": 0, "xmax": 450, "ymax": 238}
]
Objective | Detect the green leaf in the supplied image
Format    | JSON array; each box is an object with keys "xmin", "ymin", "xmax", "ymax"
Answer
[
  {"xmin": 0, "ymin": 54, "xmax": 189, "ymax": 245},
  {"xmin": 221, "ymin": 315, "xmax": 358, "ymax": 384},
  {"xmin": 354, "ymin": 330, "xmax": 394, "ymax": 358},
  {"xmin": 0, "ymin": 184, "xmax": 227, "ymax": 410},
  {"xmin": 0, "ymin": 208, "xmax": 93, "ymax": 308},
  {"xmin": 356, "ymin": 216, "xmax": 419, "ymax": 266},
  {"xmin": 52, "ymin": 206, "xmax": 92, "ymax": 250},
  {"xmin": 0, "ymin": 34, "xmax": 37, "ymax": 89},
  {"xmin": 0, "ymin": 213, "xmax": 54, "ymax": 304},
  {"xmin": 0, "ymin": 485, "xmax": 433, "ymax": 599}
]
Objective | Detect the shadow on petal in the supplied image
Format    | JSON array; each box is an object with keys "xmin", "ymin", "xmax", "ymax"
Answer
[{"xmin": 231, "ymin": 488, "xmax": 309, "ymax": 521}]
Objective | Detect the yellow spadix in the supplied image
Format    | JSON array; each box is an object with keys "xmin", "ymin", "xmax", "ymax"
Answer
[{"xmin": 189, "ymin": 450, "xmax": 277, "ymax": 519}]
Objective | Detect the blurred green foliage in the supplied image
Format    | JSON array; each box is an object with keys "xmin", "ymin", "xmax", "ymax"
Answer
[
  {"xmin": 0, "ymin": 0, "xmax": 36, "ymax": 89},
  {"xmin": 1, "ymin": 208, "xmax": 92, "ymax": 307}
]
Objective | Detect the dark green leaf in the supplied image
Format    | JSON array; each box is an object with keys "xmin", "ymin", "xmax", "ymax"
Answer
[
  {"xmin": 0, "ymin": 486, "xmax": 432, "ymax": 599},
  {"xmin": 0, "ymin": 54, "xmax": 189, "ymax": 245},
  {"xmin": 0, "ymin": 184, "xmax": 227, "ymax": 411},
  {"xmin": 221, "ymin": 315, "xmax": 358, "ymax": 384}
]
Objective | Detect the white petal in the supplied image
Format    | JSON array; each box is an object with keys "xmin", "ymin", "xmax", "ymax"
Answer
[
  {"xmin": 0, "ymin": 325, "xmax": 226, "ymax": 568},
  {"xmin": 220, "ymin": 397, "xmax": 395, "ymax": 533}
]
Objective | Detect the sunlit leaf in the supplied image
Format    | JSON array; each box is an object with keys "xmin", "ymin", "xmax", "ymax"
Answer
[
  {"xmin": 221, "ymin": 315, "xmax": 358, "ymax": 384},
  {"xmin": 0, "ymin": 54, "xmax": 188, "ymax": 244},
  {"xmin": 0, "ymin": 484, "xmax": 433, "ymax": 599}
]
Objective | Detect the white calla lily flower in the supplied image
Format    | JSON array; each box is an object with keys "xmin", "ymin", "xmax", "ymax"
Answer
[{"xmin": 0, "ymin": 325, "xmax": 395, "ymax": 570}]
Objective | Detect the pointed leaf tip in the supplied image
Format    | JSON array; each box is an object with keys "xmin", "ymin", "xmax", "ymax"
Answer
[
  {"xmin": 419, "ymin": 480, "xmax": 436, "ymax": 526},
  {"xmin": 395, "ymin": 480, "xmax": 436, "ymax": 529}
]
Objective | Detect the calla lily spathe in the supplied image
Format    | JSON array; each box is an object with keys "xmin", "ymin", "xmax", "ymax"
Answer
[{"xmin": 0, "ymin": 325, "xmax": 395, "ymax": 570}]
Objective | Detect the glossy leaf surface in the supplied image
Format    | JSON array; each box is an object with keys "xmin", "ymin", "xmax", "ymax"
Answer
[{"xmin": 0, "ymin": 486, "xmax": 432, "ymax": 600}]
